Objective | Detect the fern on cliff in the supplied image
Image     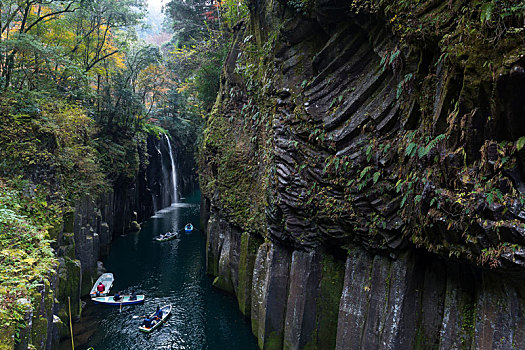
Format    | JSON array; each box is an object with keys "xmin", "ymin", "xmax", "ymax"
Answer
[{"xmin": 0, "ymin": 181, "xmax": 57, "ymax": 343}]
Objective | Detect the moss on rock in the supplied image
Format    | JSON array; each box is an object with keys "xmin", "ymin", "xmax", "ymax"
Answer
[
  {"xmin": 0, "ymin": 324, "xmax": 15, "ymax": 350},
  {"xmin": 237, "ymin": 232, "xmax": 262, "ymax": 316},
  {"xmin": 307, "ymin": 254, "xmax": 344, "ymax": 349},
  {"xmin": 57, "ymin": 258, "xmax": 82, "ymax": 320}
]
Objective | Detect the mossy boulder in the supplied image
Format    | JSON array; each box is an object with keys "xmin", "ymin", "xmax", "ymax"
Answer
[{"xmin": 129, "ymin": 220, "xmax": 141, "ymax": 232}]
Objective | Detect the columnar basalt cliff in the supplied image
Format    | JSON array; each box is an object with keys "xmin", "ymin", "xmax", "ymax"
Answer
[{"xmin": 200, "ymin": 0, "xmax": 525, "ymax": 348}]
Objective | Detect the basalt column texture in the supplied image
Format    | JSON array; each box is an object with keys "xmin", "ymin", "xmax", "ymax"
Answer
[{"xmin": 200, "ymin": 0, "xmax": 525, "ymax": 349}]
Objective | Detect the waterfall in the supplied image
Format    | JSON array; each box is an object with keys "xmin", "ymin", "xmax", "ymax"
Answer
[
  {"xmin": 159, "ymin": 143, "xmax": 169, "ymax": 208},
  {"xmin": 164, "ymin": 134, "xmax": 179, "ymax": 204}
]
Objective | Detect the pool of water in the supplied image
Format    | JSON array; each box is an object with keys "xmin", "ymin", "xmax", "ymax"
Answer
[{"xmin": 74, "ymin": 191, "xmax": 258, "ymax": 350}]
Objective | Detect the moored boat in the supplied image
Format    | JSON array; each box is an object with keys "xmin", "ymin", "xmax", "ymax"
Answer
[
  {"xmin": 184, "ymin": 223, "xmax": 193, "ymax": 233},
  {"xmin": 89, "ymin": 273, "xmax": 114, "ymax": 298},
  {"xmin": 92, "ymin": 295, "xmax": 145, "ymax": 305},
  {"xmin": 139, "ymin": 304, "xmax": 172, "ymax": 333}
]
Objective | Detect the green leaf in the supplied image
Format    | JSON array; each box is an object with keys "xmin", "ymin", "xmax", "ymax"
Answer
[
  {"xmin": 486, "ymin": 192, "xmax": 494, "ymax": 205},
  {"xmin": 516, "ymin": 136, "xmax": 525, "ymax": 151},
  {"xmin": 396, "ymin": 81, "xmax": 403, "ymax": 99},
  {"xmin": 401, "ymin": 193, "xmax": 408, "ymax": 208},
  {"xmin": 373, "ymin": 171, "xmax": 380, "ymax": 184},
  {"xmin": 480, "ymin": 2, "xmax": 494, "ymax": 23},
  {"xmin": 359, "ymin": 166, "xmax": 371, "ymax": 180},
  {"xmin": 405, "ymin": 143, "xmax": 417, "ymax": 157},
  {"xmin": 395, "ymin": 179, "xmax": 403, "ymax": 193},
  {"xmin": 389, "ymin": 50, "xmax": 400, "ymax": 65},
  {"xmin": 418, "ymin": 146, "xmax": 427, "ymax": 158}
]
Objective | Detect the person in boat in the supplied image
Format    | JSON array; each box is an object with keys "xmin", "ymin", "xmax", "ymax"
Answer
[
  {"xmin": 154, "ymin": 305, "xmax": 163, "ymax": 320},
  {"xmin": 142, "ymin": 317, "xmax": 152, "ymax": 328},
  {"xmin": 129, "ymin": 290, "xmax": 137, "ymax": 300},
  {"xmin": 113, "ymin": 291, "xmax": 122, "ymax": 301},
  {"xmin": 96, "ymin": 282, "xmax": 105, "ymax": 297},
  {"xmin": 149, "ymin": 305, "xmax": 162, "ymax": 326}
]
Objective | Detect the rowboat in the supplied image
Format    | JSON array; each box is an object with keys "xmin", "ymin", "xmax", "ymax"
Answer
[
  {"xmin": 154, "ymin": 231, "xmax": 179, "ymax": 242},
  {"xmin": 92, "ymin": 295, "xmax": 145, "ymax": 305},
  {"xmin": 138, "ymin": 304, "xmax": 172, "ymax": 333},
  {"xmin": 89, "ymin": 273, "xmax": 114, "ymax": 298},
  {"xmin": 184, "ymin": 223, "xmax": 193, "ymax": 233}
]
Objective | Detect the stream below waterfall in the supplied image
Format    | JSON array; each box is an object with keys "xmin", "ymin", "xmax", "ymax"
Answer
[{"xmin": 66, "ymin": 190, "xmax": 257, "ymax": 350}]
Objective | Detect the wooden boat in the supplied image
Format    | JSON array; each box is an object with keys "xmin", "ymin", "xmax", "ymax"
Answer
[
  {"xmin": 89, "ymin": 273, "xmax": 114, "ymax": 298},
  {"xmin": 92, "ymin": 295, "xmax": 145, "ymax": 305},
  {"xmin": 154, "ymin": 231, "xmax": 179, "ymax": 242},
  {"xmin": 138, "ymin": 304, "xmax": 172, "ymax": 333},
  {"xmin": 184, "ymin": 223, "xmax": 193, "ymax": 233}
]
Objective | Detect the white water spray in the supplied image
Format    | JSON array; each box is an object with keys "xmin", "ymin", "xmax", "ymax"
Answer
[{"xmin": 164, "ymin": 134, "xmax": 179, "ymax": 204}]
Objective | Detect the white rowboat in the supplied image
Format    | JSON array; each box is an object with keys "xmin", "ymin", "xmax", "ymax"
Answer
[
  {"xmin": 89, "ymin": 273, "xmax": 114, "ymax": 298},
  {"xmin": 92, "ymin": 295, "xmax": 145, "ymax": 305}
]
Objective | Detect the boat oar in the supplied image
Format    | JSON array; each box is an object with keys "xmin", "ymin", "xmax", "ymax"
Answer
[{"xmin": 132, "ymin": 315, "xmax": 146, "ymax": 319}]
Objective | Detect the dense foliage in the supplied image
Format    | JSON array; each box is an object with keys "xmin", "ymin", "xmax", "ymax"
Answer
[
  {"xmin": 0, "ymin": 0, "xmax": 249, "ymax": 343},
  {"xmin": 0, "ymin": 179, "xmax": 57, "ymax": 346}
]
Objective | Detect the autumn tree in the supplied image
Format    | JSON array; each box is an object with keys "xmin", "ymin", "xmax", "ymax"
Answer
[{"xmin": 0, "ymin": 0, "xmax": 81, "ymax": 91}]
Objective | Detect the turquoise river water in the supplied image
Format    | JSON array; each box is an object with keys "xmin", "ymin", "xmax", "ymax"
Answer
[{"xmin": 74, "ymin": 190, "xmax": 257, "ymax": 350}]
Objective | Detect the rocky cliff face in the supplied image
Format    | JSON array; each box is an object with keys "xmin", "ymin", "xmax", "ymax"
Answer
[
  {"xmin": 113, "ymin": 134, "xmax": 178, "ymax": 234},
  {"xmin": 200, "ymin": 0, "xmax": 525, "ymax": 348},
  {"xmin": 10, "ymin": 133, "xmax": 181, "ymax": 349}
]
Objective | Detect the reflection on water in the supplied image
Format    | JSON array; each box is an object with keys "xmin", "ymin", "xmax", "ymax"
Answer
[{"xmin": 71, "ymin": 191, "xmax": 257, "ymax": 350}]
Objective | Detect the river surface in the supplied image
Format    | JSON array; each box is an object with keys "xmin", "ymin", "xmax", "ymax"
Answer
[{"xmin": 74, "ymin": 191, "xmax": 257, "ymax": 350}]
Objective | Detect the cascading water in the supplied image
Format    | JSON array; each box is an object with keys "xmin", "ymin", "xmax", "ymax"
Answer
[
  {"xmin": 164, "ymin": 134, "xmax": 179, "ymax": 204},
  {"xmin": 159, "ymin": 142, "xmax": 169, "ymax": 208}
]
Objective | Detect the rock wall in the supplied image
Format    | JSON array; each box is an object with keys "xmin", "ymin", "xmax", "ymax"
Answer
[
  {"xmin": 113, "ymin": 134, "xmax": 176, "ymax": 235},
  {"xmin": 11, "ymin": 132, "xmax": 182, "ymax": 349},
  {"xmin": 207, "ymin": 210, "xmax": 525, "ymax": 349},
  {"xmin": 201, "ymin": 0, "xmax": 525, "ymax": 349}
]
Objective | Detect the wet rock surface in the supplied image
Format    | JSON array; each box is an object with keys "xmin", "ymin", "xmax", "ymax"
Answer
[
  {"xmin": 208, "ymin": 211, "xmax": 525, "ymax": 349},
  {"xmin": 201, "ymin": 0, "xmax": 525, "ymax": 348}
]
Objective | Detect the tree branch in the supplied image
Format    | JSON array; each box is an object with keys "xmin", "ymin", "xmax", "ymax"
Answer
[
  {"xmin": 85, "ymin": 49, "xmax": 118, "ymax": 72},
  {"xmin": 24, "ymin": 0, "xmax": 79, "ymax": 33}
]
